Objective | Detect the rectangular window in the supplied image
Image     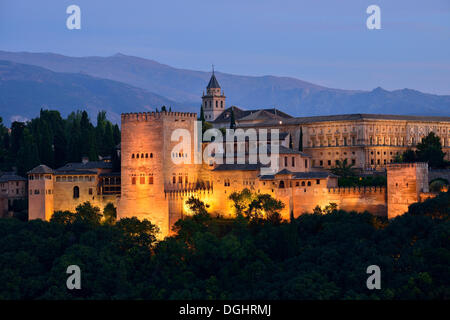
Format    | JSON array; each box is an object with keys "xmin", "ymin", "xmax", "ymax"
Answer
[
  {"xmin": 305, "ymin": 160, "xmax": 308, "ymax": 168},
  {"xmin": 320, "ymin": 160, "xmax": 323, "ymax": 167},
  {"xmin": 316, "ymin": 179, "xmax": 320, "ymax": 185},
  {"xmin": 284, "ymin": 157, "xmax": 288, "ymax": 167},
  {"xmin": 88, "ymin": 188, "xmax": 93, "ymax": 195},
  {"xmin": 132, "ymin": 177, "xmax": 136, "ymax": 185},
  {"xmin": 291, "ymin": 157, "xmax": 295, "ymax": 167},
  {"xmin": 140, "ymin": 177, "xmax": 145, "ymax": 184},
  {"xmin": 149, "ymin": 176, "xmax": 154, "ymax": 184}
]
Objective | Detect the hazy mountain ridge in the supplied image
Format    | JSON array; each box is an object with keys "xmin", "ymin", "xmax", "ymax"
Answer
[
  {"xmin": 0, "ymin": 60, "xmax": 177, "ymax": 124},
  {"xmin": 0, "ymin": 50, "xmax": 449, "ymax": 123}
]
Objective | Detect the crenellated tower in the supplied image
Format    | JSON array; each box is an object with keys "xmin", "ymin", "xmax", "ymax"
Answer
[
  {"xmin": 202, "ymin": 68, "xmax": 226, "ymax": 121},
  {"xmin": 118, "ymin": 111, "xmax": 206, "ymax": 237}
]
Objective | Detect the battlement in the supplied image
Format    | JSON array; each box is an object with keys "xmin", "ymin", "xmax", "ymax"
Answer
[
  {"xmin": 121, "ymin": 111, "xmax": 197, "ymax": 122},
  {"xmin": 327, "ymin": 186, "xmax": 386, "ymax": 194},
  {"xmin": 386, "ymin": 162, "xmax": 428, "ymax": 170},
  {"xmin": 165, "ymin": 187, "xmax": 214, "ymax": 199}
]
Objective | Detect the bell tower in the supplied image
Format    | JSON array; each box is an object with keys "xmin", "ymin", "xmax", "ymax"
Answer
[{"xmin": 202, "ymin": 66, "xmax": 226, "ymax": 121}]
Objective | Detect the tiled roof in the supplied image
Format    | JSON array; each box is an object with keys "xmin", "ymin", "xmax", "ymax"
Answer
[
  {"xmin": 212, "ymin": 163, "xmax": 262, "ymax": 171},
  {"xmin": 207, "ymin": 73, "xmax": 221, "ymax": 89},
  {"xmin": 53, "ymin": 170, "xmax": 97, "ymax": 175},
  {"xmin": 292, "ymin": 172, "xmax": 337, "ymax": 179},
  {"xmin": 237, "ymin": 113, "xmax": 450, "ymax": 127},
  {"xmin": 0, "ymin": 173, "xmax": 27, "ymax": 182},
  {"xmin": 27, "ymin": 165, "xmax": 54, "ymax": 174},
  {"xmin": 213, "ymin": 106, "xmax": 293, "ymax": 124},
  {"xmin": 259, "ymin": 170, "xmax": 336, "ymax": 180},
  {"xmin": 276, "ymin": 169, "xmax": 293, "ymax": 175},
  {"xmin": 56, "ymin": 161, "xmax": 112, "ymax": 171},
  {"xmin": 278, "ymin": 146, "xmax": 311, "ymax": 157}
]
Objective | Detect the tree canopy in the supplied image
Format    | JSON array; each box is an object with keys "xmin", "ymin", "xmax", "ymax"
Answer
[
  {"xmin": 0, "ymin": 191, "xmax": 448, "ymax": 299},
  {"xmin": 397, "ymin": 132, "xmax": 448, "ymax": 168},
  {"xmin": 0, "ymin": 109, "xmax": 120, "ymax": 176}
]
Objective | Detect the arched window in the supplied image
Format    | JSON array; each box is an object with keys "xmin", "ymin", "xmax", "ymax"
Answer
[
  {"xmin": 132, "ymin": 154, "xmax": 135, "ymax": 159},
  {"xmin": 279, "ymin": 181, "xmax": 285, "ymax": 189},
  {"xmin": 150, "ymin": 153, "xmax": 153, "ymax": 158},
  {"xmin": 307, "ymin": 181, "xmax": 311, "ymax": 186},
  {"xmin": 215, "ymin": 101, "xmax": 218, "ymax": 108},
  {"xmin": 301, "ymin": 181, "xmax": 305, "ymax": 186},
  {"xmin": 221, "ymin": 101, "xmax": 223, "ymax": 108},
  {"xmin": 73, "ymin": 186, "xmax": 80, "ymax": 199}
]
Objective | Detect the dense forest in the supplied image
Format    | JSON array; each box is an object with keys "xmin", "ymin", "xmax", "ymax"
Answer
[
  {"xmin": 0, "ymin": 110, "xmax": 120, "ymax": 176},
  {"xmin": 0, "ymin": 189, "xmax": 448, "ymax": 300}
]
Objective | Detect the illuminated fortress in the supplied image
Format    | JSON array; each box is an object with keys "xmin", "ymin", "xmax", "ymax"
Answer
[{"xmin": 27, "ymin": 73, "xmax": 450, "ymax": 237}]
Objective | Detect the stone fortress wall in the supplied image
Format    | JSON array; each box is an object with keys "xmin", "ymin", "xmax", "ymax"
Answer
[
  {"xmin": 386, "ymin": 162, "xmax": 429, "ymax": 219},
  {"xmin": 238, "ymin": 116, "xmax": 450, "ymax": 171},
  {"xmin": 119, "ymin": 111, "xmax": 206, "ymax": 236},
  {"xmin": 27, "ymin": 71, "xmax": 450, "ymax": 238},
  {"xmin": 27, "ymin": 108, "xmax": 442, "ymax": 238}
]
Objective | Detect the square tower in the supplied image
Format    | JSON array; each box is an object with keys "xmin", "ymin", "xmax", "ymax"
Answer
[
  {"xmin": 202, "ymin": 71, "xmax": 226, "ymax": 121},
  {"xmin": 387, "ymin": 162, "xmax": 429, "ymax": 218},
  {"xmin": 119, "ymin": 111, "xmax": 202, "ymax": 237}
]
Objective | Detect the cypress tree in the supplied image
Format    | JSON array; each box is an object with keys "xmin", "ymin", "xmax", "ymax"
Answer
[
  {"xmin": 16, "ymin": 129, "xmax": 39, "ymax": 176},
  {"xmin": 298, "ymin": 127, "xmax": 303, "ymax": 151},
  {"xmin": 230, "ymin": 109, "xmax": 236, "ymax": 129},
  {"xmin": 199, "ymin": 105, "xmax": 205, "ymax": 122}
]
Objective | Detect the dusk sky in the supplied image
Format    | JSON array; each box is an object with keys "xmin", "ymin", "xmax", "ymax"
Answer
[{"xmin": 0, "ymin": 0, "xmax": 449, "ymax": 94}]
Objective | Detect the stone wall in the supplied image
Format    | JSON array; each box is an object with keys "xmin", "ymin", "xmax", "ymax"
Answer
[
  {"xmin": 387, "ymin": 162, "xmax": 429, "ymax": 219},
  {"xmin": 119, "ymin": 111, "xmax": 201, "ymax": 237}
]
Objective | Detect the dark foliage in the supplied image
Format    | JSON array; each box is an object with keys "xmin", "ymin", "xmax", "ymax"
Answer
[
  {"xmin": 396, "ymin": 132, "xmax": 448, "ymax": 168},
  {"xmin": 0, "ymin": 192, "xmax": 448, "ymax": 300},
  {"xmin": 0, "ymin": 110, "xmax": 120, "ymax": 176}
]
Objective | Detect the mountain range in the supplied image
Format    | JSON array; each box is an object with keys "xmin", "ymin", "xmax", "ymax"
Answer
[{"xmin": 0, "ymin": 50, "xmax": 449, "ymax": 124}]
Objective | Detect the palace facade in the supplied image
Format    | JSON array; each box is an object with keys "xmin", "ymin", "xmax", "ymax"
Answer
[{"xmin": 27, "ymin": 73, "xmax": 450, "ymax": 237}]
